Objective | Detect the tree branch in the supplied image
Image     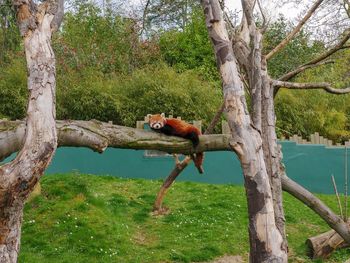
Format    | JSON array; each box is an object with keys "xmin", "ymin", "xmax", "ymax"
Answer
[
  {"xmin": 278, "ymin": 59, "xmax": 334, "ymax": 82},
  {"xmin": 49, "ymin": 0, "xmax": 64, "ymax": 32},
  {"xmin": 256, "ymin": 0, "xmax": 268, "ymax": 33},
  {"xmin": 272, "ymin": 80, "xmax": 350, "ymax": 94},
  {"xmin": 279, "ymin": 29, "xmax": 350, "ymax": 81},
  {"xmin": 0, "ymin": 120, "xmax": 232, "ymax": 162},
  {"xmin": 265, "ymin": 0, "xmax": 324, "ymax": 60},
  {"xmin": 140, "ymin": 0, "xmax": 150, "ymax": 35},
  {"xmin": 282, "ymin": 173, "xmax": 350, "ymax": 244}
]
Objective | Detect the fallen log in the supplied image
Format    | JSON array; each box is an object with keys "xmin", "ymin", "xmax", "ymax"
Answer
[{"xmin": 306, "ymin": 229, "xmax": 349, "ymax": 259}]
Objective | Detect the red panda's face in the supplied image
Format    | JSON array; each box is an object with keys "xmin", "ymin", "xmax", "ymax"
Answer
[{"xmin": 148, "ymin": 114, "xmax": 166, "ymax": 129}]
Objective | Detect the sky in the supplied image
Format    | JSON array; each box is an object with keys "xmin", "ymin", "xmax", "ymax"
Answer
[
  {"xmin": 129, "ymin": 0, "xmax": 301, "ymax": 21},
  {"xmin": 225, "ymin": 1, "xmax": 301, "ymax": 21}
]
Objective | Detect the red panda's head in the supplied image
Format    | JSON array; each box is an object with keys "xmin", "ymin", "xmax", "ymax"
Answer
[{"xmin": 147, "ymin": 113, "xmax": 166, "ymax": 129}]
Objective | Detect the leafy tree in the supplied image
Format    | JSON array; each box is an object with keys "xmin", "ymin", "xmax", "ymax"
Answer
[
  {"xmin": 0, "ymin": 0, "xmax": 20, "ymax": 63},
  {"xmin": 265, "ymin": 15, "xmax": 324, "ymax": 78},
  {"xmin": 54, "ymin": 2, "xmax": 160, "ymax": 75},
  {"xmin": 158, "ymin": 8, "xmax": 218, "ymax": 81}
]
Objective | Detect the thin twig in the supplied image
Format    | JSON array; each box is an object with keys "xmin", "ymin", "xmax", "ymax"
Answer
[
  {"xmin": 140, "ymin": 0, "xmax": 151, "ymax": 36},
  {"xmin": 331, "ymin": 174, "xmax": 344, "ymax": 219}
]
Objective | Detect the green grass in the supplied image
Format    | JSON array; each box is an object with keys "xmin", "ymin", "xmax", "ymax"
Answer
[{"xmin": 20, "ymin": 173, "xmax": 350, "ymax": 263}]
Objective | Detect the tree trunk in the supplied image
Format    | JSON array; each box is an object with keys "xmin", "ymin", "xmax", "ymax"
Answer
[
  {"xmin": 260, "ymin": 64, "xmax": 287, "ymax": 252},
  {"xmin": 0, "ymin": 0, "xmax": 63, "ymax": 261},
  {"xmin": 201, "ymin": 0, "xmax": 287, "ymax": 261},
  {"xmin": 0, "ymin": 202, "xmax": 23, "ymax": 263}
]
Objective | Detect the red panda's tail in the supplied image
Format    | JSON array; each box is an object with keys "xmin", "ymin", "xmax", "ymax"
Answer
[{"xmin": 194, "ymin": 152, "xmax": 204, "ymax": 174}]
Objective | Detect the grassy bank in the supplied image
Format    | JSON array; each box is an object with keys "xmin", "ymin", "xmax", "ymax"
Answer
[{"xmin": 20, "ymin": 173, "xmax": 350, "ymax": 262}]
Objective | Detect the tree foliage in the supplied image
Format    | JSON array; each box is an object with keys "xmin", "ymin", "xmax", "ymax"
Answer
[
  {"xmin": 158, "ymin": 8, "xmax": 219, "ymax": 81},
  {"xmin": 0, "ymin": 2, "xmax": 349, "ymax": 140}
]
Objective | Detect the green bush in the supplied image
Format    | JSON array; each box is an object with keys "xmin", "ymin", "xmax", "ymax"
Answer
[
  {"xmin": 159, "ymin": 8, "xmax": 219, "ymax": 81},
  {"xmin": 113, "ymin": 64, "xmax": 222, "ymax": 127},
  {"xmin": 0, "ymin": 57, "xmax": 27, "ymax": 119}
]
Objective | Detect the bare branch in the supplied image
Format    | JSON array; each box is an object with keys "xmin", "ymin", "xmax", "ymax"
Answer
[
  {"xmin": 0, "ymin": 120, "xmax": 232, "ymax": 162},
  {"xmin": 49, "ymin": 0, "xmax": 64, "ymax": 32},
  {"xmin": 272, "ymin": 80, "xmax": 350, "ymax": 94},
  {"xmin": 256, "ymin": 0, "xmax": 268, "ymax": 33},
  {"xmin": 140, "ymin": 0, "xmax": 150, "ymax": 36},
  {"xmin": 282, "ymin": 173, "xmax": 350, "ymax": 244},
  {"xmin": 241, "ymin": 0, "xmax": 255, "ymax": 26},
  {"xmin": 266, "ymin": 0, "xmax": 324, "ymax": 60},
  {"xmin": 278, "ymin": 59, "xmax": 334, "ymax": 82},
  {"xmin": 279, "ymin": 29, "xmax": 350, "ymax": 81}
]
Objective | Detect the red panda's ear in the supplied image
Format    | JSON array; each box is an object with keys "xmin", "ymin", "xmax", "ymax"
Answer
[
  {"xmin": 160, "ymin": 113, "xmax": 165, "ymax": 118},
  {"xmin": 146, "ymin": 114, "xmax": 152, "ymax": 122}
]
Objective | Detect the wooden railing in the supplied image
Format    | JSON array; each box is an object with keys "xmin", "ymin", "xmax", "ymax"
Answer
[{"xmin": 284, "ymin": 132, "xmax": 350, "ymax": 147}]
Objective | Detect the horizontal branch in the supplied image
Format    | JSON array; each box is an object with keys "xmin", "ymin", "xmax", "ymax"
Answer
[
  {"xmin": 272, "ymin": 80, "xmax": 350, "ymax": 94},
  {"xmin": 0, "ymin": 120, "xmax": 232, "ymax": 162}
]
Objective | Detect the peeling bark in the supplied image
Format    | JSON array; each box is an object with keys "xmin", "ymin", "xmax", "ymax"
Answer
[
  {"xmin": 201, "ymin": 0, "xmax": 287, "ymax": 261},
  {"xmin": 0, "ymin": 0, "xmax": 63, "ymax": 261}
]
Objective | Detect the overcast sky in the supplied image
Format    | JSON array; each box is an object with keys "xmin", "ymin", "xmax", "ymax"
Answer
[
  {"xmin": 129, "ymin": 0, "xmax": 301, "ymax": 21},
  {"xmin": 125, "ymin": 0, "xmax": 348, "ymax": 42},
  {"xmin": 225, "ymin": 1, "xmax": 299, "ymax": 20}
]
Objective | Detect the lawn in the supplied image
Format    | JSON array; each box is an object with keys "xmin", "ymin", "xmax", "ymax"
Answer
[{"xmin": 20, "ymin": 173, "xmax": 350, "ymax": 262}]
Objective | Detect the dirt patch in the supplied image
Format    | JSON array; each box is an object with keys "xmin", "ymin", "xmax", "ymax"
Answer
[
  {"xmin": 133, "ymin": 231, "xmax": 147, "ymax": 245},
  {"xmin": 197, "ymin": 255, "xmax": 244, "ymax": 263}
]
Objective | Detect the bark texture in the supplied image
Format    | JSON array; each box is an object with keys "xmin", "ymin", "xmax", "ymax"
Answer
[
  {"xmin": 306, "ymin": 229, "xmax": 348, "ymax": 259},
  {"xmin": 0, "ymin": 0, "xmax": 63, "ymax": 261},
  {"xmin": 235, "ymin": 0, "xmax": 288, "ymax": 252},
  {"xmin": 201, "ymin": 0, "xmax": 287, "ymax": 261}
]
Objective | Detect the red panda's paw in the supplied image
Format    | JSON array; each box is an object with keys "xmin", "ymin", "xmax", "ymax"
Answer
[{"xmin": 197, "ymin": 166, "xmax": 204, "ymax": 174}]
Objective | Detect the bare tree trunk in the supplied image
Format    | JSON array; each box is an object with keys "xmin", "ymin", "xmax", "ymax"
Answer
[
  {"xmin": 201, "ymin": 0, "xmax": 287, "ymax": 261},
  {"xmin": 0, "ymin": 0, "xmax": 63, "ymax": 261},
  {"xmin": 0, "ymin": 202, "xmax": 23, "ymax": 262},
  {"xmin": 260, "ymin": 64, "xmax": 287, "ymax": 251}
]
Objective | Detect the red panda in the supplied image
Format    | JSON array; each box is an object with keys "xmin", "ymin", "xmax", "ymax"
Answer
[{"xmin": 147, "ymin": 113, "xmax": 204, "ymax": 174}]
